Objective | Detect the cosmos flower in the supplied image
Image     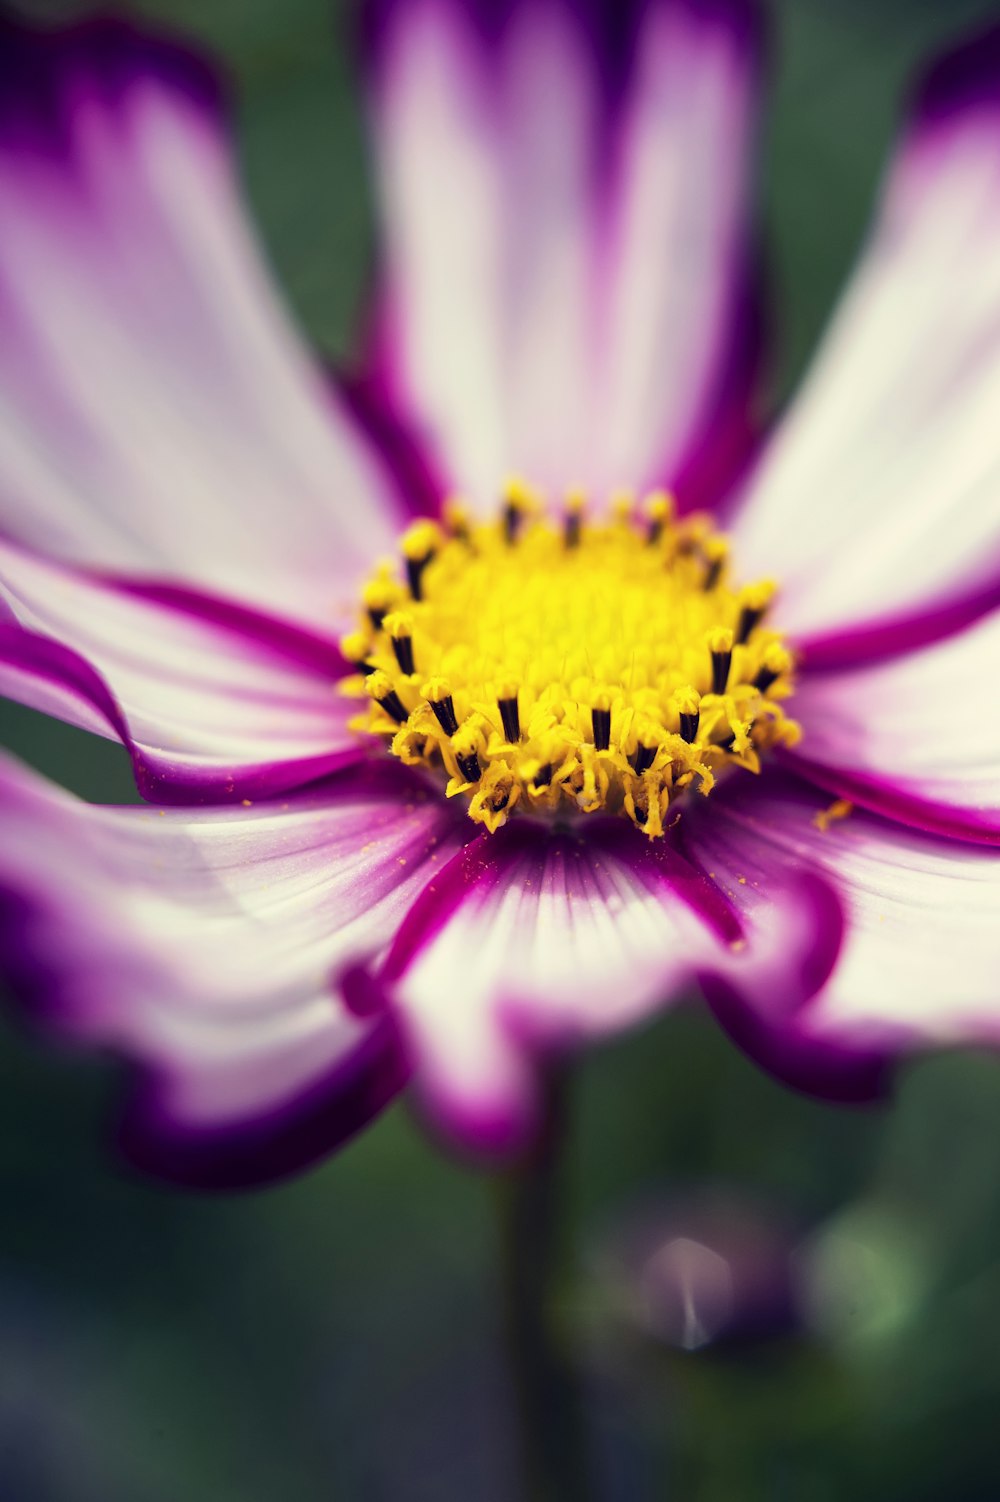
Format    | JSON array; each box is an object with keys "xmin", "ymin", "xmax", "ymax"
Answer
[{"xmin": 1, "ymin": 2, "xmax": 999, "ymax": 1187}]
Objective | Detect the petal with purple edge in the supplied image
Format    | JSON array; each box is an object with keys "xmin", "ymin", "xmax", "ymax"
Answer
[
  {"xmin": 0, "ymin": 15, "xmax": 409, "ymax": 622},
  {"xmin": 785, "ymin": 606, "xmax": 1000, "ymax": 844},
  {"xmin": 375, "ymin": 813, "xmax": 835, "ymax": 1156},
  {"xmin": 733, "ymin": 23, "xmax": 1000, "ymax": 656},
  {"xmin": 362, "ymin": 0, "xmax": 765, "ymax": 513},
  {"xmin": 0, "ymin": 754, "xmax": 469, "ymax": 1186},
  {"xmin": 0, "ymin": 538, "xmax": 372, "ymax": 803},
  {"xmin": 681, "ymin": 769, "xmax": 1000, "ymax": 1089}
]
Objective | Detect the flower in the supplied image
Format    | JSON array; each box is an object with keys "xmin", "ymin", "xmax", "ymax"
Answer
[{"xmin": 1, "ymin": 3, "xmax": 1000, "ymax": 1187}]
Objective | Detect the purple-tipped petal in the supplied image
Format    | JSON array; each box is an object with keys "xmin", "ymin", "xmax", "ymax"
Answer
[
  {"xmin": 374, "ymin": 812, "xmax": 835, "ymax": 1156},
  {"xmin": 362, "ymin": 0, "xmax": 765, "ymax": 512},
  {"xmin": 0, "ymin": 754, "xmax": 469, "ymax": 1186},
  {"xmin": 0, "ymin": 15, "xmax": 409, "ymax": 622},
  {"xmin": 0, "ymin": 539, "xmax": 372, "ymax": 803},
  {"xmin": 733, "ymin": 22, "xmax": 1000, "ymax": 657},
  {"xmin": 682, "ymin": 770, "xmax": 1000, "ymax": 1086},
  {"xmin": 786, "ymin": 606, "xmax": 1000, "ymax": 844}
]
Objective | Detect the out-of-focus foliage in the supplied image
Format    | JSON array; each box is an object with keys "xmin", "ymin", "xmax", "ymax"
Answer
[{"xmin": 3, "ymin": 2, "xmax": 1000, "ymax": 1498}]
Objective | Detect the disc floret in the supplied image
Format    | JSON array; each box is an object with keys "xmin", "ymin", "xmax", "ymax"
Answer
[{"xmin": 342, "ymin": 486, "xmax": 800, "ymax": 836}]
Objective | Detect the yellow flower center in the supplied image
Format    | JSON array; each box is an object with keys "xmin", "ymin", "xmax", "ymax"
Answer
[{"xmin": 341, "ymin": 482, "xmax": 800, "ymax": 837}]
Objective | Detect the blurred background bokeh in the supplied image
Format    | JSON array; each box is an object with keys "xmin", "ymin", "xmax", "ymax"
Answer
[{"xmin": 4, "ymin": 1, "xmax": 1000, "ymax": 1497}]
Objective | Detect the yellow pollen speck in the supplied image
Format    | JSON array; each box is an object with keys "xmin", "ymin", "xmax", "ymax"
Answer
[
  {"xmin": 813, "ymin": 799, "xmax": 854, "ymax": 832},
  {"xmin": 344, "ymin": 491, "xmax": 800, "ymax": 837}
]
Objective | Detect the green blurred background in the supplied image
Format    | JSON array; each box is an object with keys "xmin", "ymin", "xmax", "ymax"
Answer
[{"xmin": 3, "ymin": 1, "xmax": 1000, "ymax": 1496}]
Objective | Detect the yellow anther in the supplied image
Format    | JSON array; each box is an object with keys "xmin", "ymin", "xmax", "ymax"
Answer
[
  {"xmin": 707, "ymin": 626, "xmax": 734, "ymax": 655},
  {"xmin": 672, "ymin": 685, "xmax": 701, "ymax": 717},
  {"xmin": 451, "ymin": 720, "xmax": 484, "ymax": 760},
  {"xmin": 401, "ymin": 519, "xmax": 442, "ymax": 561},
  {"xmin": 339, "ymin": 630, "xmax": 371, "ymax": 663},
  {"xmin": 364, "ymin": 669, "xmax": 394, "ymax": 702},
  {"xmin": 701, "ymin": 533, "xmax": 729, "ymax": 590},
  {"xmin": 739, "ymin": 580, "xmax": 776, "ymax": 613},
  {"xmin": 422, "ymin": 675, "xmax": 452, "ymax": 703},
  {"xmin": 643, "ymin": 490, "xmax": 675, "ymax": 525},
  {"xmin": 503, "ymin": 474, "xmax": 539, "ymax": 512},
  {"xmin": 362, "ymin": 574, "xmax": 399, "ymax": 617},
  {"xmin": 761, "ymin": 643, "xmax": 793, "ymax": 676}
]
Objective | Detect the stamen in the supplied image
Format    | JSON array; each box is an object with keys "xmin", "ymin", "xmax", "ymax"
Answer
[
  {"xmin": 702, "ymin": 536, "xmax": 729, "ymax": 592},
  {"xmin": 384, "ymin": 611, "xmax": 416, "ymax": 676},
  {"xmin": 502, "ymin": 476, "xmax": 533, "ymax": 544},
  {"xmin": 365, "ymin": 670, "xmax": 409, "ymax": 725},
  {"xmin": 736, "ymin": 581, "xmax": 776, "ymax": 644},
  {"xmin": 424, "ymin": 677, "xmax": 459, "ymax": 735},
  {"xmin": 401, "ymin": 520, "xmax": 440, "ymax": 601},
  {"xmin": 363, "ymin": 571, "xmax": 398, "ymax": 631},
  {"xmin": 708, "ymin": 627, "xmax": 734, "ymax": 695},
  {"xmin": 340, "ymin": 630, "xmax": 375, "ymax": 675},
  {"xmin": 498, "ymin": 693, "xmax": 521, "ymax": 743},
  {"xmin": 632, "ymin": 743, "xmax": 658, "ymax": 774},
  {"xmin": 644, "ymin": 489, "xmax": 674, "ymax": 545},
  {"xmin": 591, "ymin": 703, "xmax": 612, "ymax": 752},
  {"xmin": 456, "ymin": 748, "xmax": 481, "ymax": 782},
  {"xmin": 755, "ymin": 644, "xmax": 793, "ymax": 695},
  {"xmin": 675, "ymin": 686, "xmax": 701, "ymax": 744},
  {"xmin": 451, "ymin": 722, "xmax": 484, "ymax": 785},
  {"xmin": 564, "ymin": 490, "xmax": 585, "ymax": 550}
]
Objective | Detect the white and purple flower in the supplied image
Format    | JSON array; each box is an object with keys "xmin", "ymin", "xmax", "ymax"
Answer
[{"xmin": 1, "ymin": 2, "xmax": 999, "ymax": 1186}]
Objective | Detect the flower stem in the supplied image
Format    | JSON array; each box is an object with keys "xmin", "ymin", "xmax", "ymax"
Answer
[{"xmin": 496, "ymin": 1067, "xmax": 594, "ymax": 1502}]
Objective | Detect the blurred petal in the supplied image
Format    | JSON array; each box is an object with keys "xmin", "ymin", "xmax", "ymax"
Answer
[
  {"xmin": 0, "ymin": 539, "xmax": 368, "ymax": 802},
  {"xmin": 0, "ymin": 755, "xmax": 468, "ymax": 1185},
  {"xmin": 787, "ymin": 606, "xmax": 1000, "ymax": 843},
  {"xmin": 683, "ymin": 770, "xmax": 1000, "ymax": 1081},
  {"xmin": 377, "ymin": 815, "xmax": 836, "ymax": 1154},
  {"xmin": 363, "ymin": 0, "xmax": 764, "ymax": 511},
  {"xmin": 0, "ymin": 16, "xmax": 408, "ymax": 622},
  {"xmin": 734, "ymin": 25, "xmax": 1000, "ymax": 656}
]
